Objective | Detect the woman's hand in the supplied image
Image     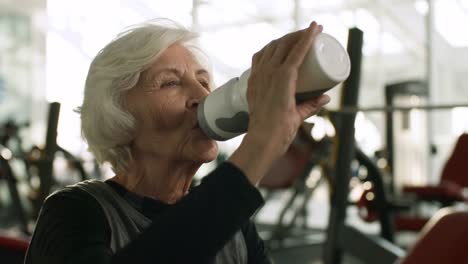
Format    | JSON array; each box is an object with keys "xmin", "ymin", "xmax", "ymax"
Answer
[
  {"xmin": 229, "ymin": 21, "xmax": 331, "ymax": 185},
  {"xmin": 246, "ymin": 21, "xmax": 330, "ymax": 157}
]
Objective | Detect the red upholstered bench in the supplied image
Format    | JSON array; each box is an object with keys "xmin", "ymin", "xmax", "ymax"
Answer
[{"xmin": 0, "ymin": 234, "xmax": 30, "ymax": 264}]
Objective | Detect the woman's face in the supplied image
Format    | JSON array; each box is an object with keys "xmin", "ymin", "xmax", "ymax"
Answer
[{"xmin": 126, "ymin": 44, "xmax": 219, "ymax": 164}]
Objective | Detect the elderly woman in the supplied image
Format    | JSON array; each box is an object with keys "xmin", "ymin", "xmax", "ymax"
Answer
[{"xmin": 25, "ymin": 19, "xmax": 329, "ymax": 264}]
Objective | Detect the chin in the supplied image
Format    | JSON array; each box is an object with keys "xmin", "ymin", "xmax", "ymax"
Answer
[{"xmin": 193, "ymin": 141, "xmax": 219, "ymax": 163}]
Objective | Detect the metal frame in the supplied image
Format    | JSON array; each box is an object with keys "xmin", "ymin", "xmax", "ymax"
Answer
[
  {"xmin": 33, "ymin": 102, "xmax": 60, "ymax": 214},
  {"xmin": 323, "ymin": 27, "xmax": 404, "ymax": 264},
  {"xmin": 0, "ymin": 151, "xmax": 29, "ymax": 234},
  {"xmin": 385, "ymin": 80, "xmax": 428, "ymax": 193},
  {"xmin": 323, "ymin": 27, "xmax": 364, "ymax": 264},
  {"xmin": 31, "ymin": 102, "xmax": 89, "ymax": 215},
  {"xmin": 355, "ymin": 147, "xmax": 395, "ymax": 242}
]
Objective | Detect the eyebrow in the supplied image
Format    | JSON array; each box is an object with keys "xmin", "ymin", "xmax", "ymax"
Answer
[{"xmin": 152, "ymin": 67, "xmax": 209, "ymax": 77}]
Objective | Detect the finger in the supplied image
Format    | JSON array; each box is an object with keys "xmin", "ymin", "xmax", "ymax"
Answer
[
  {"xmin": 251, "ymin": 49, "xmax": 265, "ymax": 67},
  {"xmin": 284, "ymin": 22, "xmax": 322, "ymax": 68},
  {"xmin": 270, "ymin": 29, "xmax": 306, "ymax": 64},
  {"xmin": 259, "ymin": 40, "xmax": 278, "ymax": 64},
  {"xmin": 296, "ymin": 94, "xmax": 330, "ymax": 121}
]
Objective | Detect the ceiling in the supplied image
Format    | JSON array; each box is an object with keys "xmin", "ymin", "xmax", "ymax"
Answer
[{"xmin": 2, "ymin": 0, "xmax": 467, "ymax": 99}]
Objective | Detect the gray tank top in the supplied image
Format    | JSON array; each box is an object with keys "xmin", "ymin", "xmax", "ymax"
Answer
[{"xmin": 70, "ymin": 180, "xmax": 248, "ymax": 263}]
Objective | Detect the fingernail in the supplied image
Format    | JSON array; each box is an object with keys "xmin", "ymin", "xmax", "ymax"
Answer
[{"xmin": 321, "ymin": 95, "xmax": 331, "ymax": 104}]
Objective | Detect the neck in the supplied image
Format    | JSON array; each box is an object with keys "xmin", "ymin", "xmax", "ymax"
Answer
[{"xmin": 110, "ymin": 153, "xmax": 201, "ymax": 204}]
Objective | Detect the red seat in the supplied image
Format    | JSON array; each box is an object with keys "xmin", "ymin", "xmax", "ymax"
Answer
[
  {"xmin": 401, "ymin": 209, "xmax": 468, "ymax": 264},
  {"xmin": 393, "ymin": 216, "xmax": 430, "ymax": 232},
  {"xmin": 402, "ymin": 133, "xmax": 468, "ymax": 201},
  {"xmin": 356, "ymin": 134, "xmax": 468, "ymax": 233},
  {"xmin": 0, "ymin": 234, "xmax": 29, "ymax": 264},
  {"xmin": 397, "ymin": 133, "xmax": 468, "ymax": 231}
]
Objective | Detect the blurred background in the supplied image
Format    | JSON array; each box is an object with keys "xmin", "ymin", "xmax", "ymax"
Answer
[{"xmin": 0, "ymin": 0, "xmax": 467, "ymax": 263}]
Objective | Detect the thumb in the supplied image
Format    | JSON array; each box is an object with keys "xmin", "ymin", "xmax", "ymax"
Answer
[{"xmin": 296, "ymin": 94, "xmax": 330, "ymax": 120}]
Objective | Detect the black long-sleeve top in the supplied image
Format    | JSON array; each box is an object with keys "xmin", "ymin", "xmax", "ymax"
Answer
[{"xmin": 24, "ymin": 162, "xmax": 271, "ymax": 264}]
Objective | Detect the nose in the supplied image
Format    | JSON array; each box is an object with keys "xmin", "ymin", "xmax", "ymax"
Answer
[
  {"xmin": 186, "ymin": 80, "xmax": 210, "ymax": 110},
  {"xmin": 186, "ymin": 98, "xmax": 201, "ymax": 110}
]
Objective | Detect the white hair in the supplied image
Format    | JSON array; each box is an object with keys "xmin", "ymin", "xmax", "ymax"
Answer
[{"xmin": 78, "ymin": 19, "xmax": 212, "ymax": 174}]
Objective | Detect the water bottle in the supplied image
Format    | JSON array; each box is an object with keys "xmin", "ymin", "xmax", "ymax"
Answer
[{"xmin": 197, "ymin": 32, "xmax": 351, "ymax": 141}]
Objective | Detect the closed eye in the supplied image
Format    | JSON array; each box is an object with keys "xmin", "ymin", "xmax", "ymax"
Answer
[
  {"xmin": 199, "ymin": 80, "xmax": 210, "ymax": 89},
  {"xmin": 161, "ymin": 80, "xmax": 181, "ymax": 88}
]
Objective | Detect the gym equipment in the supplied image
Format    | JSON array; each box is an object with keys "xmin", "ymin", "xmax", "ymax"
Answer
[
  {"xmin": 402, "ymin": 133, "xmax": 468, "ymax": 202},
  {"xmin": 357, "ymin": 133, "xmax": 468, "ymax": 235},
  {"xmin": 398, "ymin": 133, "xmax": 467, "ymax": 230},
  {"xmin": 0, "ymin": 120, "xmax": 33, "ymax": 184},
  {"xmin": 0, "ymin": 233, "xmax": 29, "ymax": 264},
  {"xmin": 385, "ymin": 80, "xmax": 429, "ymax": 192},
  {"xmin": 339, "ymin": 206, "xmax": 468, "ymax": 263},
  {"xmin": 354, "ymin": 147, "xmax": 397, "ymax": 242},
  {"xmin": 0, "ymin": 120, "xmax": 32, "ymax": 234},
  {"xmin": 26, "ymin": 102, "xmax": 89, "ymax": 216},
  {"xmin": 323, "ymin": 27, "xmax": 406, "ymax": 264},
  {"xmin": 399, "ymin": 208, "xmax": 468, "ymax": 264},
  {"xmin": 0, "ymin": 147, "xmax": 30, "ymax": 235},
  {"xmin": 256, "ymin": 122, "xmax": 332, "ymax": 247},
  {"xmin": 198, "ymin": 32, "xmax": 351, "ymax": 141},
  {"xmin": 0, "ymin": 103, "xmax": 92, "ymax": 229},
  {"xmin": 325, "ymin": 103, "xmax": 468, "ymax": 113}
]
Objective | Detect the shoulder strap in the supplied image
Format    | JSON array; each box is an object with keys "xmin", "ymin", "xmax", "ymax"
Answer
[
  {"xmin": 68, "ymin": 180, "xmax": 151, "ymax": 252},
  {"xmin": 214, "ymin": 230, "xmax": 248, "ymax": 264},
  {"xmin": 67, "ymin": 180, "xmax": 248, "ymax": 263}
]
